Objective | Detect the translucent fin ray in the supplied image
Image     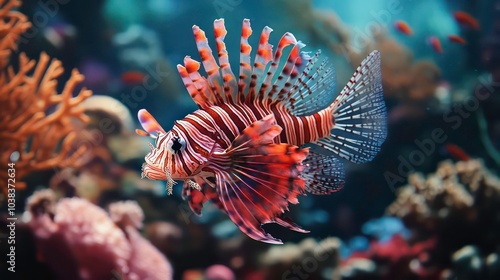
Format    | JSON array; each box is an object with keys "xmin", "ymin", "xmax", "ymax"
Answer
[
  {"xmin": 302, "ymin": 151, "xmax": 345, "ymax": 195},
  {"xmin": 314, "ymin": 50, "xmax": 387, "ymax": 163},
  {"xmin": 286, "ymin": 51, "xmax": 337, "ymax": 116}
]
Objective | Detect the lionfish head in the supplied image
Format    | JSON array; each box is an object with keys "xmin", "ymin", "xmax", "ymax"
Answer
[
  {"xmin": 142, "ymin": 130, "xmax": 188, "ymax": 181},
  {"xmin": 137, "ymin": 110, "xmax": 216, "ymax": 194},
  {"xmin": 143, "ymin": 121, "xmax": 216, "ymax": 177}
]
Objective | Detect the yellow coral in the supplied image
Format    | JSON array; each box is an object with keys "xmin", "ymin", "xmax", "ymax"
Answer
[{"xmin": 0, "ymin": 0, "xmax": 92, "ymax": 194}]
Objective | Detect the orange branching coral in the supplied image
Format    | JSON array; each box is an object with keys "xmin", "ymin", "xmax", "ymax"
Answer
[
  {"xmin": 0, "ymin": 0, "xmax": 92, "ymax": 194},
  {"xmin": 0, "ymin": 0, "xmax": 30, "ymax": 69}
]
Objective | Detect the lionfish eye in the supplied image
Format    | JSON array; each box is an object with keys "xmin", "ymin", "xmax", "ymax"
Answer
[{"xmin": 168, "ymin": 136, "xmax": 186, "ymax": 154}]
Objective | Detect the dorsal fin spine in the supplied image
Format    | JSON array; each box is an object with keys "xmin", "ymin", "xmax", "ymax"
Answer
[
  {"xmin": 185, "ymin": 20, "xmax": 337, "ymax": 115},
  {"xmin": 246, "ymin": 26, "xmax": 273, "ymax": 103},
  {"xmin": 192, "ymin": 25, "xmax": 225, "ymax": 104},
  {"xmin": 214, "ymin": 19, "xmax": 237, "ymax": 104},
  {"xmin": 259, "ymin": 33, "xmax": 297, "ymax": 100},
  {"xmin": 272, "ymin": 41, "xmax": 305, "ymax": 102},
  {"xmin": 238, "ymin": 19, "xmax": 252, "ymax": 103},
  {"xmin": 177, "ymin": 64, "xmax": 211, "ymax": 109},
  {"xmin": 183, "ymin": 56, "xmax": 216, "ymax": 106}
]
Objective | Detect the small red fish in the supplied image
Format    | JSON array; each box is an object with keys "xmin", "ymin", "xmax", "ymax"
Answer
[
  {"xmin": 137, "ymin": 19, "xmax": 387, "ymax": 244},
  {"xmin": 428, "ymin": 36, "xmax": 443, "ymax": 53},
  {"xmin": 454, "ymin": 11, "xmax": 480, "ymax": 30},
  {"xmin": 444, "ymin": 144, "xmax": 470, "ymax": 161},
  {"xmin": 394, "ymin": 20, "xmax": 413, "ymax": 36},
  {"xmin": 448, "ymin": 35, "xmax": 466, "ymax": 44},
  {"xmin": 121, "ymin": 71, "xmax": 146, "ymax": 85}
]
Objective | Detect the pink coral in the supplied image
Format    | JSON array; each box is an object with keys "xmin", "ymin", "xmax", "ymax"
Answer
[
  {"xmin": 108, "ymin": 200, "xmax": 173, "ymax": 280},
  {"xmin": 205, "ymin": 264, "xmax": 235, "ymax": 280},
  {"xmin": 109, "ymin": 200, "xmax": 144, "ymax": 229},
  {"xmin": 126, "ymin": 226, "xmax": 173, "ymax": 280},
  {"xmin": 26, "ymin": 190, "xmax": 173, "ymax": 280},
  {"xmin": 55, "ymin": 198, "xmax": 132, "ymax": 279}
]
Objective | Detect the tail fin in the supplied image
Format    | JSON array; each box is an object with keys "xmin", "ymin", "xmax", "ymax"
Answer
[{"xmin": 315, "ymin": 50, "xmax": 387, "ymax": 163}]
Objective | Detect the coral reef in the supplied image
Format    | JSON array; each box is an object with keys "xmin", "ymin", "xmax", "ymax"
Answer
[
  {"xmin": 260, "ymin": 237, "xmax": 341, "ymax": 280},
  {"xmin": 341, "ymin": 234, "xmax": 438, "ymax": 279},
  {"xmin": 0, "ymin": 0, "xmax": 30, "ymax": 69},
  {"xmin": 49, "ymin": 95, "xmax": 155, "ymax": 202},
  {"xmin": 343, "ymin": 160, "xmax": 500, "ymax": 279},
  {"xmin": 0, "ymin": 0, "xmax": 92, "ymax": 194},
  {"xmin": 25, "ymin": 189, "xmax": 173, "ymax": 280},
  {"xmin": 388, "ymin": 160, "xmax": 500, "ymax": 279},
  {"xmin": 0, "ymin": 1, "xmax": 494, "ymax": 279}
]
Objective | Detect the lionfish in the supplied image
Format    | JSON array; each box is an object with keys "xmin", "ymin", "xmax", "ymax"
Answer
[{"xmin": 137, "ymin": 19, "xmax": 387, "ymax": 244}]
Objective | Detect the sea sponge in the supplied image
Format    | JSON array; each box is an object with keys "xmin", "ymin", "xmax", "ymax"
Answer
[{"xmin": 109, "ymin": 200, "xmax": 144, "ymax": 230}]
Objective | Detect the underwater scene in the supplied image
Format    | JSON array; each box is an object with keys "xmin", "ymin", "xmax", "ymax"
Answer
[{"xmin": 1, "ymin": 0, "xmax": 499, "ymax": 279}]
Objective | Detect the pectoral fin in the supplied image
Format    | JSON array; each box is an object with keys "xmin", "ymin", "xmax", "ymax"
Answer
[{"xmin": 209, "ymin": 115, "xmax": 309, "ymax": 244}]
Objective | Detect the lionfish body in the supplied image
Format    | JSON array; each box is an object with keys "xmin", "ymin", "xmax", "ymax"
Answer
[{"xmin": 138, "ymin": 19, "xmax": 387, "ymax": 244}]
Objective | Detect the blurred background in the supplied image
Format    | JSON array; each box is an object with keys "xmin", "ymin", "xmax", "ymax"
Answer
[{"xmin": 1, "ymin": 0, "xmax": 499, "ymax": 279}]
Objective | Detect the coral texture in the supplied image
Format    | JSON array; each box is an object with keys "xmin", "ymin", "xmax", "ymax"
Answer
[
  {"xmin": 0, "ymin": 0, "xmax": 92, "ymax": 194},
  {"xmin": 26, "ymin": 190, "xmax": 173, "ymax": 280},
  {"xmin": 340, "ymin": 160, "xmax": 500, "ymax": 279},
  {"xmin": 261, "ymin": 237, "xmax": 341, "ymax": 280},
  {"xmin": 387, "ymin": 160, "xmax": 500, "ymax": 278}
]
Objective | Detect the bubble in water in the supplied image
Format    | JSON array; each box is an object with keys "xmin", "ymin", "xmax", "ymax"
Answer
[{"xmin": 10, "ymin": 151, "xmax": 20, "ymax": 162}]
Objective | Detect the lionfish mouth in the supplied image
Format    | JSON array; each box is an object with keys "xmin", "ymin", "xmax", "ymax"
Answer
[
  {"xmin": 141, "ymin": 161, "xmax": 166, "ymax": 181},
  {"xmin": 141, "ymin": 162, "xmax": 177, "ymax": 195},
  {"xmin": 142, "ymin": 147, "xmax": 178, "ymax": 195},
  {"xmin": 141, "ymin": 144, "xmax": 167, "ymax": 181}
]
